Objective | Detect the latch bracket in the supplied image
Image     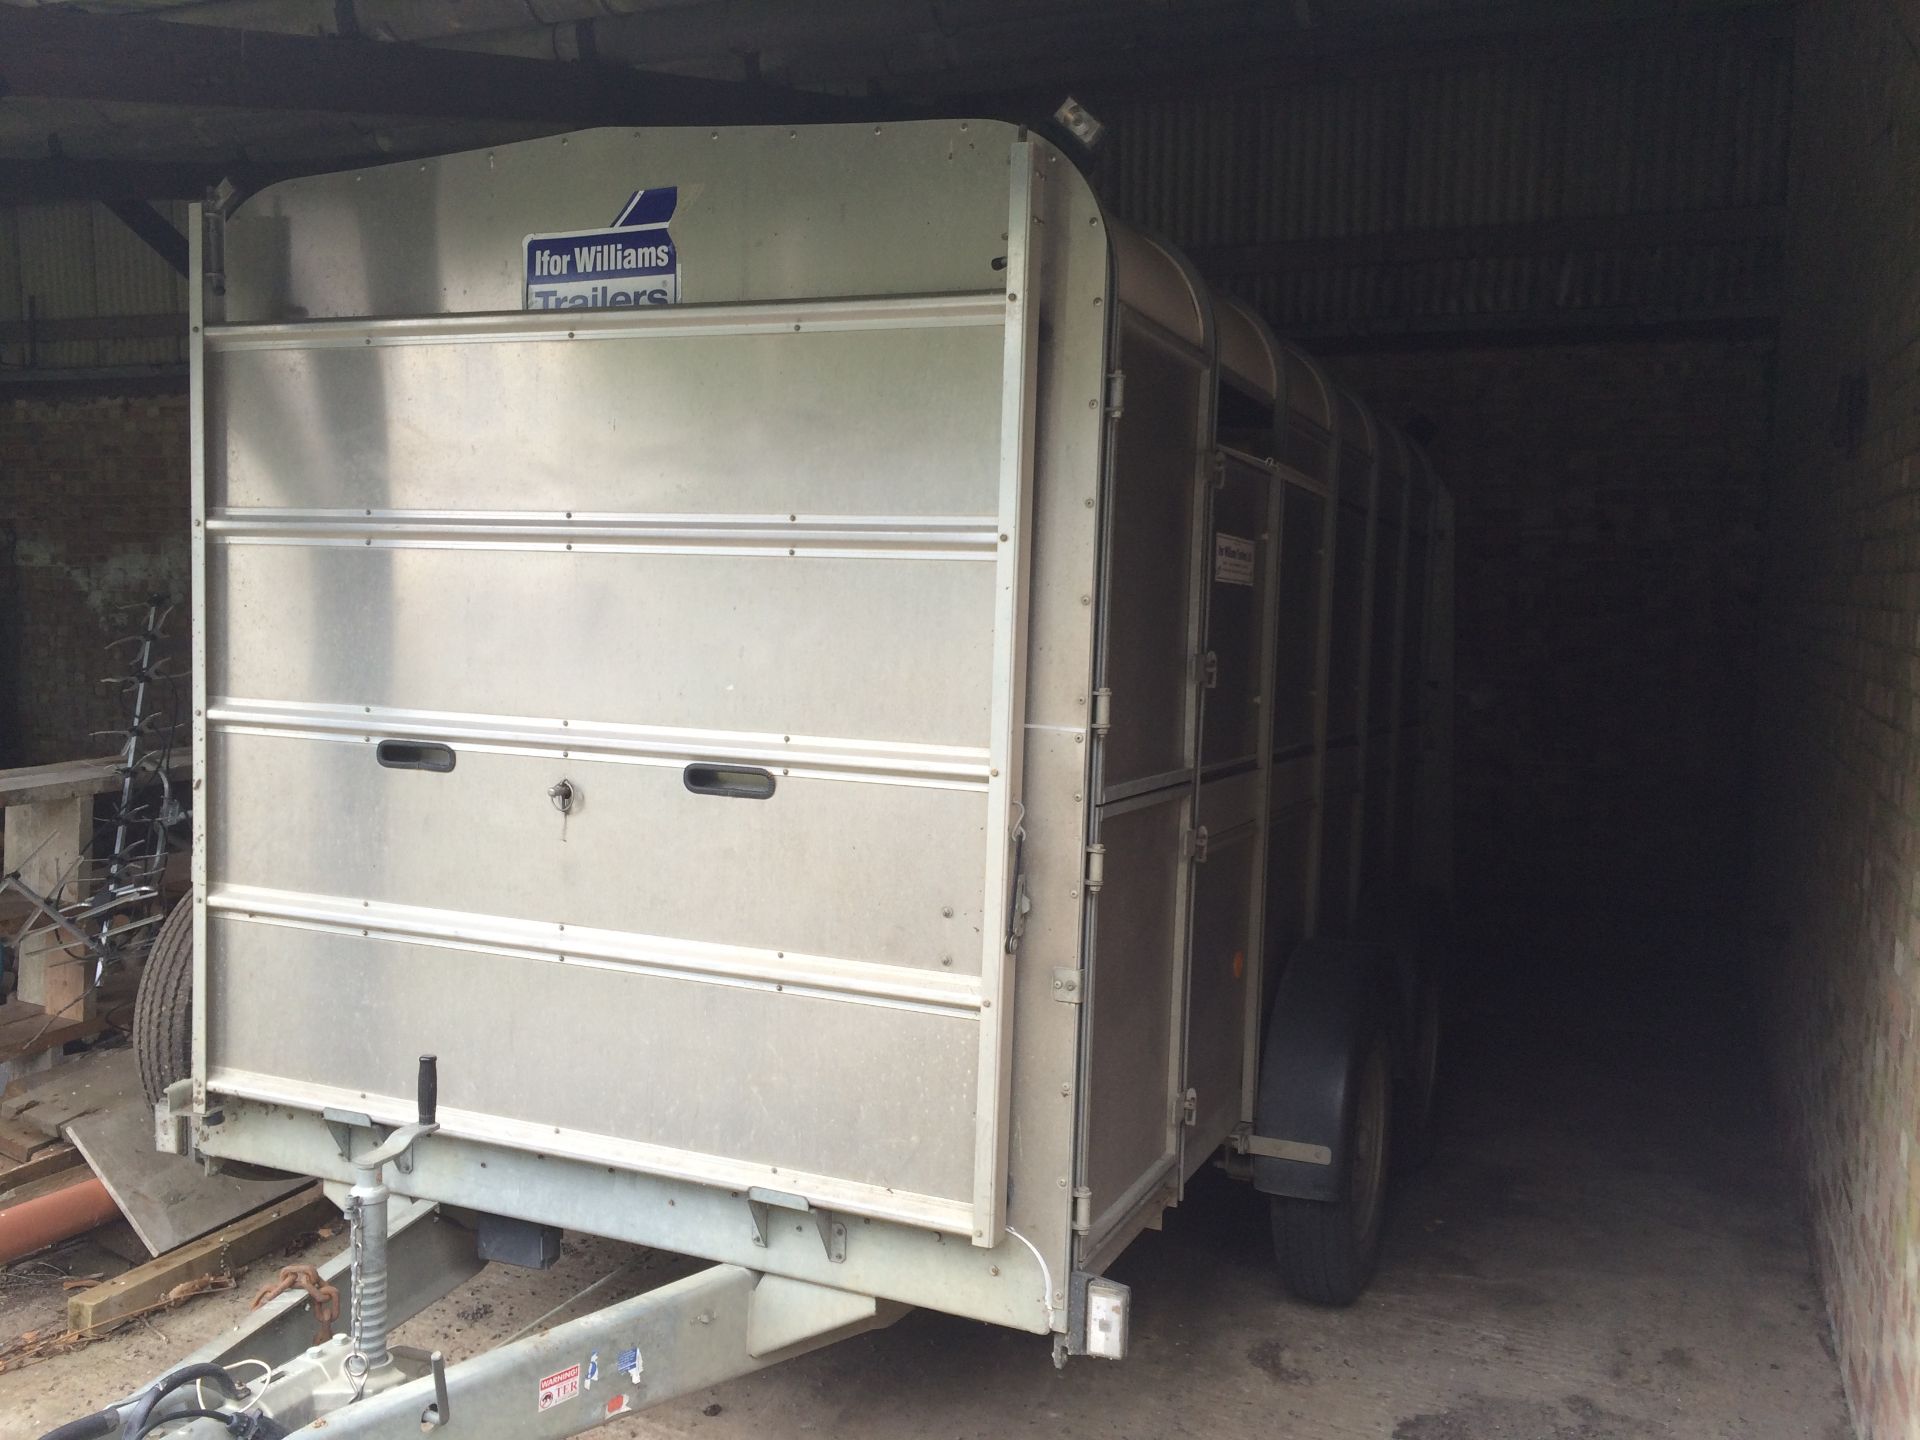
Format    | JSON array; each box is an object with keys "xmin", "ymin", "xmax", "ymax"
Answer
[
  {"xmin": 1006, "ymin": 870, "xmax": 1031, "ymax": 955},
  {"xmin": 322, "ymin": 1107, "xmax": 375, "ymax": 1162},
  {"xmin": 1051, "ymin": 966, "xmax": 1084, "ymax": 1003},
  {"xmin": 747, "ymin": 1186, "xmax": 847, "ymax": 1263}
]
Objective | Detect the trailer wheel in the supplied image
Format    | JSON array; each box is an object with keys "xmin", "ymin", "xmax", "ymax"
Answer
[
  {"xmin": 1270, "ymin": 1027, "xmax": 1392, "ymax": 1306},
  {"xmin": 133, "ymin": 895, "xmax": 194, "ymax": 1108}
]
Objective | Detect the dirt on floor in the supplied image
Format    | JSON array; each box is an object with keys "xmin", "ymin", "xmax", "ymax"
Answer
[{"xmin": 0, "ymin": 912, "xmax": 1853, "ymax": 1440}]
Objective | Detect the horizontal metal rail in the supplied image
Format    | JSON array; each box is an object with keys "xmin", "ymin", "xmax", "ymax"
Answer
[
  {"xmin": 204, "ymin": 292, "xmax": 1008, "ymax": 352},
  {"xmin": 207, "ymin": 697, "xmax": 991, "ymax": 789},
  {"xmin": 202, "ymin": 1069, "xmax": 977, "ymax": 1236},
  {"xmin": 207, "ymin": 884, "xmax": 987, "ymax": 1016},
  {"xmin": 205, "ymin": 508, "xmax": 1001, "ymax": 561}
]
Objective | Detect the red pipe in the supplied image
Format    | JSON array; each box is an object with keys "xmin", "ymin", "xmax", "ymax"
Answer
[{"xmin": 0, "ymin": 1175, "xmax": 119, "ymax": 1263}]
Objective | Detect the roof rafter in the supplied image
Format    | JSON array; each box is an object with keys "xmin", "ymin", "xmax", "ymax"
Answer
[{"xmin": 0, "ymin": 5, "xmax": 872, "ymax": 129}]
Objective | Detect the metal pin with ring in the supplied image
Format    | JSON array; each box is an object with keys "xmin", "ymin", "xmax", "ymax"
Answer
[{"xmin": 549, "ymin": 779, "xmax": 576, "ymax": 840}]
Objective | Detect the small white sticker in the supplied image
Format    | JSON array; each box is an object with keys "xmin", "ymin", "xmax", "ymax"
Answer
[
  {"xmin": 1214, "ymin": 533, "xmax": 1256, "ymax": 587},
  {"xmin": 538, "ymin": 1363, "xmax": 582, "ymax": 1411}
]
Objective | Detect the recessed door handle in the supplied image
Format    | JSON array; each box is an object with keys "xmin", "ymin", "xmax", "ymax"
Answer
[
  {"xmin": 683, "ymin": 764, "xmax": 775, "ymax": 799},
  {"xmin": 376, "ymin": 740, "xmax": 455, "ymax": 773}
]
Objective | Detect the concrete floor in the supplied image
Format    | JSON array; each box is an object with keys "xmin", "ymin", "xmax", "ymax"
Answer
[{"xmin": 0, "ymin": 921, "xmax": 1851, "ymax": 1440}]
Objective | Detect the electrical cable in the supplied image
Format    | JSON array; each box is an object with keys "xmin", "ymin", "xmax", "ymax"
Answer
[
  {"xmin": 132, "ymin": 1409, "xmax": 234, "ymax": 1440},
  {"xmin": 196, "ymin": 1359, "xmax": 272, "ymax": 1413},
  {"xmin": 120, "ymin": 1365, "xmax": 245, "ymax": 1440}
]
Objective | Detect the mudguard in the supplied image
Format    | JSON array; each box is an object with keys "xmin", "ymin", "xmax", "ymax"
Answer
[{"xmin": 1251, "ymin": 938, "xmax": 1395, "ymax": 1202}]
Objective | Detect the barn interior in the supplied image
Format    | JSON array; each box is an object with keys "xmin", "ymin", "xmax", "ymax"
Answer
[{"xmin": 0, "ymin": 2, "xmax": 1912, "ymax": 1437}]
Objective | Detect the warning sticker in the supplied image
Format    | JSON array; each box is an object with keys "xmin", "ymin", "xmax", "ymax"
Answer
[
  {"xmin": 1214, "ymin": 533, "xmax": 1256, "ymax": 587},
  {"xmin": 538, "ymin": 1363, "xmax": 583, "ymax": 1411},
  {"xmin": 524, "ymin": 188, "xmax": 680, "ymax": 311}
]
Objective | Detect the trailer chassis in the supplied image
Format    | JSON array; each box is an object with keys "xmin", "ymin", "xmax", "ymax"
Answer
[{"xmin": 47, "ymin": 1175, "xmax": 899, "ymax": 1439}]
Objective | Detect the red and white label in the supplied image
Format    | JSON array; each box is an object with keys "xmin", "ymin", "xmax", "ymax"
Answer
[{"xmin": 538, "ymin": 1364, "xmax": 583, "ymax": 1411}]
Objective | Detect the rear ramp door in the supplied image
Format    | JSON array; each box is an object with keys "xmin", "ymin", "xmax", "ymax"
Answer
[{"xmin": 197, "ymin": 151, "xmax": 1045, "ymax": 1247}]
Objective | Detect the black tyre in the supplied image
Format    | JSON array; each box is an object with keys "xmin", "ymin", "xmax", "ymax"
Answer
[
  {"xmin": 1270, "ymin": 1028, "xmax": 1392, "ymax": 1306},
  {"xmin": 133, "ymin": 895, "xmax": 194, "ymax": 1107}
]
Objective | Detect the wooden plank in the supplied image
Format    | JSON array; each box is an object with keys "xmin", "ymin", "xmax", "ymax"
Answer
[
  {"xmin": 0, "ymin": 1006, "xmax": 106, "ymax": 1068},
  {"xmin": 0, "ymin": 1165, "xmax": 101, "ymax": 1209},
  {"xmin": 67, "ymin": 1185, "xmax": 332, "ymax": 1335},
  {"xmin": 0, "ymin": 757, "xmax": 124, "ymax": 809},
  {"xmin": 0, "ymin": 754, "xmax": 188, "ymax": 808},
  {"xmin": 0, "ymin": 1113, "xmax": 58, "ymax": 1162},
  {"xmin": 3, "ymin": 1047, "xmax": 141, "ymax": 1137},
  {"xmin": 0, "ymin": 1142, "xmax": 81, "ymax": 1195},
  {"xmin": 4, "ymin": 793, "xmax": 93, "ymax": 1022}
]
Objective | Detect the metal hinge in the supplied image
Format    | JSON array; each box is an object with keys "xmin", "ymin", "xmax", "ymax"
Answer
[
  {"xmin": 1200, "ymin": 650, "xmax": 1218, "ymax": 690},
  {"xmin": 1105, "ymin": 369, "xmax": 1126, "ymax": 418},
  {"xmin": 1185, "ymin": 826, "xmax": 1210, "ymax": 864},
  {"xmin": 1071, "ymin": 1186, "xmax": 1093, "ymax": 1233},
  {"xmin": 1051, "ymin": 966, "xmax": 1083, "ymax": 1003},
  {"xmin": 1180, "ymin": 1088, "xmax": 1198, "ymax": 1127},
  {"xmin": 1085, "ymin": 843, "xmax": 1106, "ymax": 892},
  {"xmin": 1209, "ymin": 449, "xmax": 1227, "ymax": 489},
  {"xmin": 1090, "ymin": 687, "xmax": 1112, "ymax": 738}
]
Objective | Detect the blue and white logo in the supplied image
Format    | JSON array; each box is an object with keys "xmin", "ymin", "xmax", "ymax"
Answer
[{"xmin": 523, "ymin": 188, "xmax": 680, "ymax": 311}]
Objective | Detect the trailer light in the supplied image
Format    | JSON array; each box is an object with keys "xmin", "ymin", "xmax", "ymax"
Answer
[{"xmin": 1084, "ymin": 1278, "xmax": 1131, "ymax": 1360}]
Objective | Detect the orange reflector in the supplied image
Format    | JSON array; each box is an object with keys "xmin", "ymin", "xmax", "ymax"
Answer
[{"xmin": 1232, "ymin": 949, "xmax": 1245, "ymax": 979}]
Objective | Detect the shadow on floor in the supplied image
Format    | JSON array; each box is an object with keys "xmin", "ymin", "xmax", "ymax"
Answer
[
  {"xmin": 619, "ymin": 903, "xmax": 1850, "ymax": 1439},
  {"xmin": 0, "ymin": 905, "xmax": 1853, "ymax": 1440}
]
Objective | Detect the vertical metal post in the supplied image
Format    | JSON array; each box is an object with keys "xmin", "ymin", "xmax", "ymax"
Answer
[
  {"xmin": 972, "ymin": 140, "xmax": 1042, "ymax": 1249},
  {"xmin": 1344, "ymin": 407, "xmax": 1384, "ymax": 929},
  {"xmin": 1301, "ymin": 364, "xmax": 1342, "ymax": 942},
  {"xmin": 1240, "ymin": 336, "xmax": 1291, "ymax": 1125},
  {"xmin": 347, "ymin": 1164, "xmax": 393, "ymax": 1377},
  {"xmin": 106, "ymin": 599, "xmax": 159, "ymax": 893},
  {"xmin": 186, "ymin": 203, "xmax": 211, "ymax": 1113},
  {"xmin": 1379, "ymin": 447, "xmax": 1417, "ymax": 874}
]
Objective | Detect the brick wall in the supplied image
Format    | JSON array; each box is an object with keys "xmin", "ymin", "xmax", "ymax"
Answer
[
  {"xmin": 1330, "ymin": 338, "xmax": 1773, "ymax": 916},
  {"xmin": 0, "ymin": 392, "xmax": 191, "ymax": 768},
  {"xmin": 1755, "ymin": 3, "xmax": 1920, "ymax": 1437}
]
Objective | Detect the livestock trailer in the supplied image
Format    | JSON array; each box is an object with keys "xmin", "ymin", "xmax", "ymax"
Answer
[{"xmin": 58, "ymin": 117, "xmax": 1452, "ymax": 1438}]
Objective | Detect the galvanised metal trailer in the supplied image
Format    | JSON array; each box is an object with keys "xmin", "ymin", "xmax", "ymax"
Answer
[{"xmin": 50, "ymin": 117, "xmax": 1451, "ymax": 1439}]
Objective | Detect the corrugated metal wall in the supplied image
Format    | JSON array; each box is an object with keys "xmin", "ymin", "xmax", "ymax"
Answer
[
  {"xmin": 1097, "ymin": 27, "xmax": 1791, "ymax": 338},
  {"xmin": 0, "ymin": 200, "xmax": 188, "ymax": 374},
  {"xmin": 0, "ymin": 21, "xmax": 1789, "ymax": 371}
]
